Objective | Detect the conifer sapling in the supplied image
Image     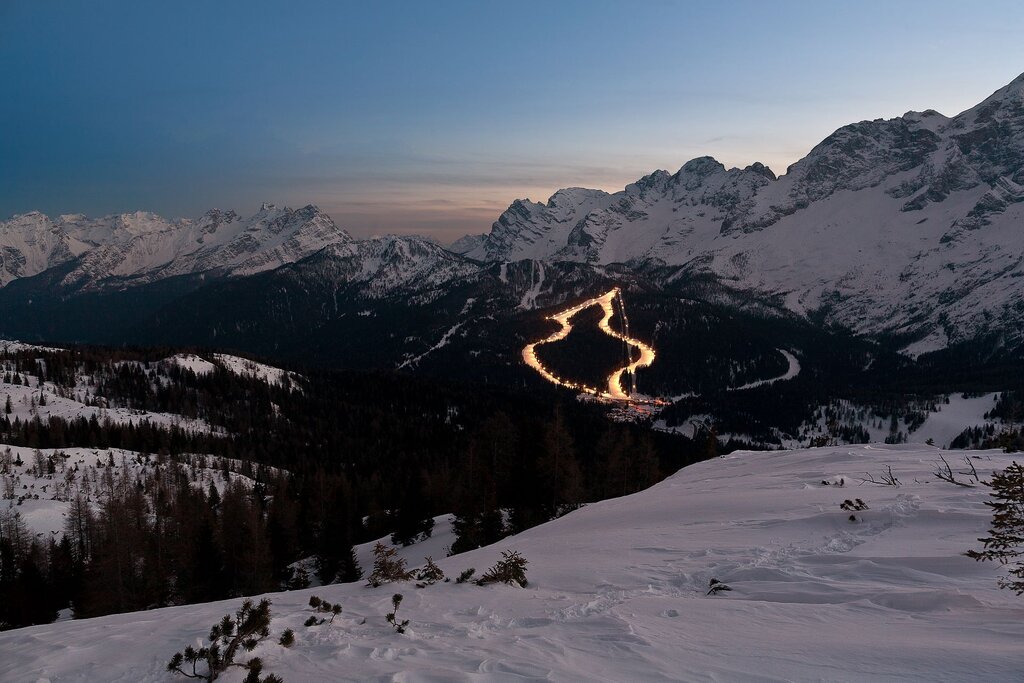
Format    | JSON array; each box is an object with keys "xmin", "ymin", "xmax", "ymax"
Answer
[
  {"xmin": 966, "ymin": 462, "xmax": 1024, "ymax": 594},
  {"xmin": 368, "ymin": 542, "xmax": 413, "ymax": 587},
  {"xmin": 386, "ymin": 593, "xmax": 409, "ymax": 634},
  {"xmin": 477, "ymin": 550, "xmax": 528, "ymax": 587},
  {"xmin": 166, "ymin": 599, "xmax": 279, "ymax": 682}
]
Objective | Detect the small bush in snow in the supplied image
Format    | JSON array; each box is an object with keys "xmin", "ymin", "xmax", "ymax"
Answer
[
  {"xmin": 455, "ymin": 568, "xmax": 476, "ymax": 584},
  {"xmin": 839, "ymin": 498, "xmax": 869, "ymax": 511},
  {"xmin": 415, "ymin": 556, "xmax": 445, "ymax": 586},
  {"xmin": 477, "ymin": 550, "xmax": 528, "ymax": 587},
  {"xmin": 278, "ymin": 629, "xmax": 294, "ymax": 647},
  {"xmin": 305, "ymin": 596, "xmax": 342, "ymax": 624},
  {"xmin": 706, "ymin": 578, "xmax": 732, "ymax": 596},
  {"xmin": 386, "ymin": 593, "xmax": 409, "ymax": 634},
  {"xmin": 368, "ymin": 542, "xmax": 414, "ymax": 587},
  {"xmin": 166, "ymin": 599, "xmax": 280, "ymax": 682}
]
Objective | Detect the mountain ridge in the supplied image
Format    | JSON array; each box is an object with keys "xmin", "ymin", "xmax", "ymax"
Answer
[{"xmin": 459, "ymin": 73, "xmax": 1024, "ymax": 349}]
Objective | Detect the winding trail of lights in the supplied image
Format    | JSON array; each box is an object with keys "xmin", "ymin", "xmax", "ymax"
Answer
[{"xmin": 522, "ymin": 287, "xmax": 656, "ymax": 401}]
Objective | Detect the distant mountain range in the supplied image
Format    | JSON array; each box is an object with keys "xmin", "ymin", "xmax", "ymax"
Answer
[
  {"xmin": 1, "ymin": 73, "xmax": 1022, "ymax": 375},
  {"xmin": 0, "ymin": 203, "xmax": 351, "ymax": 291}
]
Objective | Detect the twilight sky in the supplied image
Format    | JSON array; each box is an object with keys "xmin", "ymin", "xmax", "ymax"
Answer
[{"xmin": 2, "ymin": 1, "xmax": 1023, "ymax": 243}]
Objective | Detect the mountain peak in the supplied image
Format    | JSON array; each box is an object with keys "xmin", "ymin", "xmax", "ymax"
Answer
[
  {"xmin": 678, "ymin": 156, "xmax": 726, "ymax": 177},
  {"xmin": 1002, "ymin": 70, "xmax": 1024, "ymax": 93},
  {"xmin": 547, "ymin": 187, "xmax": 609, "ymax": 207},
  {"xmin": 743, "ymin": 162, "xmax": 777, "ymax": 181},
  {"xmin": 958, "ymin": 72, "xmax": 1024, "ymax": 122},
  {"xmin": 6, "ymin": 210, "xmax": 49, "ymax": 224}
]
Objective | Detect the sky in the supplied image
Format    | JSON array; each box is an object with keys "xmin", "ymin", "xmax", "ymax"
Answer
[{"xmin": 2, "ymin": 1, "xmax": 1024, "ymax": 243}]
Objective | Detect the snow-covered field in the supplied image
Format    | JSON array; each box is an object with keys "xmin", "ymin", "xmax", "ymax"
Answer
[
  {"xmin": 353, "ymin": 514, "xmax": 457, "ymax": 575},
  {"xmin": 2, "ymin": 444, "xmax": 1021, "ymax": 682}
]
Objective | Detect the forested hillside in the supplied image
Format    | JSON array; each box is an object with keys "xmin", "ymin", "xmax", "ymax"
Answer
[{"xmin": 0, "ymin": 344, "xmax": 698, "ymax": 630}]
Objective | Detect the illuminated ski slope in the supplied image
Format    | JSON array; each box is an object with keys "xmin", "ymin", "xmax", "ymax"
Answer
[{"xmin": 522, "ymin": 288, "xmax": 655, "ymax": 400}]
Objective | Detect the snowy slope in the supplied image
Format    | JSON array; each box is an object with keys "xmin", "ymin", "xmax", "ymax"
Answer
[
  {"xmin": 791, "ymin": 393, "xmax": 1005, "ymax": 450},
  {"xmin": 463, "ymin": 74, "xmax": 1024, "ymax": 348},
  {"xmin": 0, "ymin": 359, "xmax": 219, "ymax": 435},
  {"xmin": 2, "ymin": 444, "xmax": 1022, "ymax": 682},
  {"xmin": 162, "ymin": 353, "xmax": 301, "ymax": 388},
  {"xmin": 1, "ymin": 444, "xmax": 293, "ymax": 582},
  {"xmin": 2, "ymin": 446, "xmax": 279, "ymax": 539},
  {"xmin": 0, "ymin": 213, "xmax": 89, "ymax": 288},
  {"xmin": 276, "ymin": 234, "xmax": 482, "ymax": 303}
]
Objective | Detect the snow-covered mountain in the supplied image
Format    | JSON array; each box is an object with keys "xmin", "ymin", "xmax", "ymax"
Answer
[
  {"xmin": 447, "ymin": 232, "xmax": 487, "ymax": 255},
  {"xmin": 3, "ymin": 444, "xmax": 1021, "ymax": 681},
  {"xmin": 0, "ymin": 203, "xmax": 353, "ymax": 291},
  {"xmin": 464, "ymin": 73, "xmax": 1024, "ymax": 349},
  {"xmin": 0, "ymin": 213, "xmax": 90, "ymax": 288},
  {"xmin": 290, "ymin": 234, "xmax": 483, "ymax": 301}
]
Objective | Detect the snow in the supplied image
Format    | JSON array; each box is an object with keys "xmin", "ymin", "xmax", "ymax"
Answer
[
  {"xmin": 728, "ymin": 348, "xmax": 801, "ymax": 391},
  {"xmin": 163, "ymin": 352, "xmax": 302, "ymax": 388},
  {"xmin": 900, "ymin": 328, "xmax": 950, "ymax": 359},
  {"xmin": 517, "ymin": 259, "xmax": 545, "ymax": 310},
  {"xmin": 353, "ymin": 514, "xmax": 456, "ymax": 573},
  {"xmin": 163, "ymin": 353, "xmax": 217, "ymax": 376},
  {"xmin": 790, "ymin": 393, "xmax": 1003, "ymax": 450},
  {"xmin": 0, "ymin": 340, "xmax": 63, "ymax": 354},
  {"xmin": 3, "ymin": 446, "xmax": 276, "ymax": 539},
  {"xmin": 211, "ymin": 353, "xmax": 299, "ymax": 388},
  {"xmin": 397, "ymin": 323, "xmax": 464, "ymax": 369},
  {"xmin": 3, "ymin": 444, "xmax": 1022, "ymax": 681},
  {"xmin": 908, "ymin": 393, "xmax": 1001, "ymax": 449},
  {"xmin": 0, "ymin": 204, "xmax": 354, "ymax": 292},
  {"xmin": 0, "ymin": 365, "xmax": 219, "ymax": 435}
]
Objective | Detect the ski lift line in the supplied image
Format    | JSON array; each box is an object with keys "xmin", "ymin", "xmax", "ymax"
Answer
[{"xmin": 521, "ymin": 288, "xmax": 656, "ymax": 401}]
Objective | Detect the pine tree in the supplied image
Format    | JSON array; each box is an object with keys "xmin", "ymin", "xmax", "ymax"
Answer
[
  {"xmin": 967, "ymin": 462, "xmax": 1024, "ymax": 594},
  {"xmin": 166, "ymin": 599, "xmax": 278, "ymax": 682},
  {"xmin": 367, "ymin": 542, "xmax": 412, "ymax": 587},
  {"xmin": 477, "ymin": 549, "xmax": 529, "ymax": 587}
]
